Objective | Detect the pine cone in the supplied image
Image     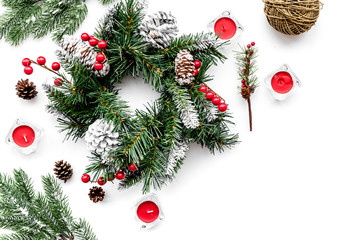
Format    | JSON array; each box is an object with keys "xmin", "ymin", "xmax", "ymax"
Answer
[
  {"xmin": 58, "ymin": 35, "xmax": 110, "ymax": 77},
  {"xmin": 88, "ymin": 186, "xmax": 105, "ymax": 203},
  {"xmin": 139, "ymin": 11, "xmax": 178, "ymax": 49},
  {"xmin": 241, "ymin": 87, "xmax": 251, "ymax": 99},
  {"xmin": 16, "ymin": 79, "xmax": 38, "ymax": 100},
  {"xmin": 84, "ymin": 120, "xmax": 119, "ymax": 154},
  {"xmin": 53, "ymin": 160, "xmax": 73, "ymax": 183},
  {"xmin": 175, "ymin": 50, "xmax": 195, "ymax": 85}
]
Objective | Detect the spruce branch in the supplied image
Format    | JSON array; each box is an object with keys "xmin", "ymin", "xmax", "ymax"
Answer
[{"xmin": 0, "ymin": 169, "xmax": 97, "ymax": 240}]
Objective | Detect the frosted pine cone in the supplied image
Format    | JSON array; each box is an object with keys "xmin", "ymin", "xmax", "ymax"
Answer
[
  {"xmin": 139, "ymin": 11, "xmax": 178, "ymax": 49},
  {"xmin": 175, "ymin": 50, "xmax": 195, "ymax": 85},
  {"xmin": 85, "ymin": 120, "xmax": 119, "ymax": 154},
  {"xmin": 58, "ymin": 35, "xmax": 110, "ymax": 77}
]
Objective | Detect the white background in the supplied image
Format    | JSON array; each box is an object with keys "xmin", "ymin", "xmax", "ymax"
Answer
[{"xmin": 1, "ymin": 0, "xmax": 360, "ymax": 239}]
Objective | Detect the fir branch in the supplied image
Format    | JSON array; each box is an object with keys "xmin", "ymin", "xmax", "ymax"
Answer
[{"xmin": 0, "ymin": 170, "xmax": 97, "ymax": 240}]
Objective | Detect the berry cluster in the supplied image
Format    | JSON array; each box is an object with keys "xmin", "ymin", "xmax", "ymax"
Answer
[
  {"xmin": 22, "ymin": 57, "xmax": 60, "ymax": 75},
  {"xmin": 81, "ymin": 163, "xmax": 138, "ymax": 186},
  {"xmin": 22, "ymin": 56, "xmax": 63, "ymax": 86},
  {"xmin": 199, "ymin": 84, "xmax": 228, "ymax": 112},
  {"xmin": 81, "ymin": 33, "xmax": 107, "ymax": 71}
]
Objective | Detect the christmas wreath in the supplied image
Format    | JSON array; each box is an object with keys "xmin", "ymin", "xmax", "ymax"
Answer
[{"xmin": 32, "ymin": 0, "xmax": 238, "ymax": 193}]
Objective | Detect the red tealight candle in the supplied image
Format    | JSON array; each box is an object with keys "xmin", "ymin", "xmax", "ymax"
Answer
[
  {"xmin": 214, "ymin": 17, "xmax": 237, "ymax": 40},
  {"xmin": 12, "ymin": 125, "xmax": 35, "ymax": 148},
  {"xmin": 271, "ymin": 71, "xmax": 294, "ymax": 94},
  {"xmin": 137, "ymin": 201, "xmax": 160, "ymax": 223}
]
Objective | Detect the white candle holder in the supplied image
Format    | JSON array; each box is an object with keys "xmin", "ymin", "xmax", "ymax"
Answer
[
  {"xmin": 264, "ymin": 64, "xmax": 301, "ymax": 101},
  {"xmin": 207, "ymin": 11, "xmax": 244, "ymax": 41},
  {"xmin": 133, "ymin": 193, "xmax": 164, "ymax": 230},
  {"xmin": 5, "ymin": 118, "xmax": 44, "ymax": 154}
]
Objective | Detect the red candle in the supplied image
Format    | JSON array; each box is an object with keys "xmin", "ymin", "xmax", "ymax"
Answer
[
  {"xmin": 136, "ymin": 201, "xmax": 160, "ymax": 223},
  {"xmin": 214, "ymin": 17, "xmax": 237, "ymax": 40},
  {"xmin": 12, "ymin": 125, "xmax": 35, "ymax": 148},
  {"xmin": 271, "ymin": 71, "xmax": 294, "ymax": 94}
]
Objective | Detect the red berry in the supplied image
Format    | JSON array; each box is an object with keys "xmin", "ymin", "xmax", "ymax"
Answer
[
  {"xmin": 242, "ymin": 84, "xmax": 246, "ymax": 88},
  {"xmin": 89, "ymin": 37, "xmax": 98, "ymax": 46},
  {"xmin": 22, "ymin": 58, "xmax": 31, "ymax": 66},
  {"xmin": 247, "ymin": 44, "xmax": 251, "ymax": 48},
  {"xmin": 98, "ymin": 177, "xmax": 106, "ymax": 186},
  {"xmin": 24, "ymin": 66, "xmax": 33, "ymax": 75},
  {"xmin": 81, "ymin": 174, "xmax": 90, "ymax": 183},
  {"xmin": 250, "ymin": 51, "xmax": 254, "ymax": 55},
  {"xmin": 205, "ymin": 91, "xmax": 215, "ymax": 100},
  {"xmin": 129, "ymin": 163, "xmax": 138, "ymax": 172},
  {"xmin": 37, "ymin": 56, "xmax": 46, "ymax": 65},
  {"xmin": 89, "ymin": 35, "xmax": 94, "ymax": 38},
  {"xmin": 212, "ymin": 97, "xmax": 221, "ymax": 105},
  {"xmin": 243, "ymin": 69, "xmax": 246, "ymax": 73},
  {"xmin": 54, "ymin": 78, "xmax": 63, "ymax": 86},
  {"xmin": 251, "ymin": 42, "xmax": 255, "ymax": 46},
  {"xmin": 241, "ymin": 80, "xmax": 245, "ymax": 84},
  {"xmin": 194, "ymin": 68, "xmax": 199, "ymax": 76},
  {"xmin": 248, "ymin": 62, "xmax": 251, "ymax": 66},
  {"xmin": 198, "ymin": 85, "xmax": 207, "ymax": 92},
  {"xmin": 94, "ymin": 62, "xmax": 103, "ymax": 71},
  {"xmin": 51, "ymin": 62, "xmax": 61, "ymax": 71},
  {"xmin": 97, "ymin": 40, "xmax": 107, "ymax": 49},
  {"xmin": 194, "ymin": 60, "xmax": 202, "ymax": 69},
  {"xmin": 81, "ymin": 33, "xmax": 90, "ymax": 41},
  {"xmin": 96, "ymin": 53, "xmax": 106, "ymax": 62},
  {"xmin": 116, "ymin": 172, "xmax": 125, "ymax": 180},
  {"xmin": 218, "ymin": 103, "xmax": 228, "ymax": 112}
]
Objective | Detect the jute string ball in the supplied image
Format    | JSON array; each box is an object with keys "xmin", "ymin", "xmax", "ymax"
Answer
[{"xmin": 263, "ymin": 0, "xmax": 323, "ymax": 35}]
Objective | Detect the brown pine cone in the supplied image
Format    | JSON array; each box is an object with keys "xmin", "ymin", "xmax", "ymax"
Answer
[
  {"xmin": 89, "ymin": 186, "xmax": 105, "ymax": 203},
  {"xmin": 53, "ymin": 160, "xmax": 73, "ymax": 183},
  {"xmin": 241, "ymin": 87, "xmax": 251, "ymax": 100},
  {"xmin": 16, "ymin": 79, "xmax": 38, "ymax": 100},
  {"xmin": 175, "ymin": 49, "xmax": 195, "ymax": 85}
]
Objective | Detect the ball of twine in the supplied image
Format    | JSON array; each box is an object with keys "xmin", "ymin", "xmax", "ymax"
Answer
[{"xmin": 263, "ymin": 0, "xmax": 323, "ymax": 35}]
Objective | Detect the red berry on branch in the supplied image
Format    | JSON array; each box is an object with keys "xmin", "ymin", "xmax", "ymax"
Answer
[
  {"xmin": 89, "ymin": 37, "xmax": 98, "ymax": 46},
  {"xmin": 22, "ymin": 58, "xmax": 31, "ymax": 66},
  {"xmin": 248, "ymin": 62, "xmax": 251, "ymax": 66},
  {"xmin": 94, "ymin": 62, "xmax": 103, "ymax": 71},
  {"xmin": 205, "ymin": 91, "xmax": 215, "ymax": 100},
  {"xmin": 98, "ymin": 177, "xmax": 106, "ymax": 186},
  {"xmin": 199, "ymin": 85, "xmax": 207, "ymax": 92},
  {"xmin": 97, "ymin": 40, "xmax": 107, "ymax": 49},
  {"xmin": 54, "ymin": 78, "xmax": 63, "ymax": 86},
  {"xmin": 129, "ymin": 163, "xmax": 138, "ymax": 172},
  {"xmin": 96, "ymin": 53, "xmax": 106, "ymax": 62},
  {"xmin": 37, "ymin": 56, "xmax": 46, "ymax": 65},
  {"xmin": 247, "ymin": 44, "xmax": 251, "ymax": 48},
  {"xmin": 194, "ymin": 68, "xmax": 199, "ymax": 76},
  {"xmin": 81, "ymin": 33, "xmax": 90, "ymax": 41},
  {"xmin": 116, "ymin": 172, "xmax": 125, "ymax": 180},
  {"xmin": 250, "ymin": 51, "xmax": 254, "ymax": 55},
  {"xmin": 51, "ymin": 62, "xmax": 61, "ymax": 71},
  {"xmin": 243, "ymin": 69, "xmax": 246, "ymax": 73},
  {"xmin": 218, "ymin": 103, "xmax": 228, "ymax": 112},
  {"xmin": 89, "ymin": 35, "xmax": 94, "ymax": 38},
  {"xmin": 241, "ymin": 80, "xmax": 245, "ymax": 84},
  {"xmin": 24, "ymin": 66, "xmax": 33, "ymax": 75},
  {"xmin": 242, "ymin": 84, "xmax": 246, "ymax": 88},
  {"xmin": 81, "ymin": 174, "xmax": 90, "ymax": 183},
  {"xmin": 194, "ymin": 60, "xmax": 202, "ymax": 69},
  {"xmin": 251, "ymin": 42, "xmax": 255, "ymax": 46},
  {"xmin": 212, "ymin": 97, "xmax": 221, "ymax": 105}
]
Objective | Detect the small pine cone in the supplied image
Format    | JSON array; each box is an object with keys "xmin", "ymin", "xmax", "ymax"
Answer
[
  {"xmin": 16, "ymin": 79, "xmax": 38, "ymax": 100},
  {"xmin": 175, "ymin": 50, "xmax": 195, "ymax": 85},
  {"xmin": 139, "ymin": 11, "xmax": 178, "ymax": 49},
  {"xmin": 53, "ymin": 160, "xmax": 73, "ymax": 183},
  {"xmin": 88, "ymin": 186, "xmax": 105, "ymax": 203},
  {"xmin": 241, "ymin": 87, "xmax": 251, "ymax": 100}
]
